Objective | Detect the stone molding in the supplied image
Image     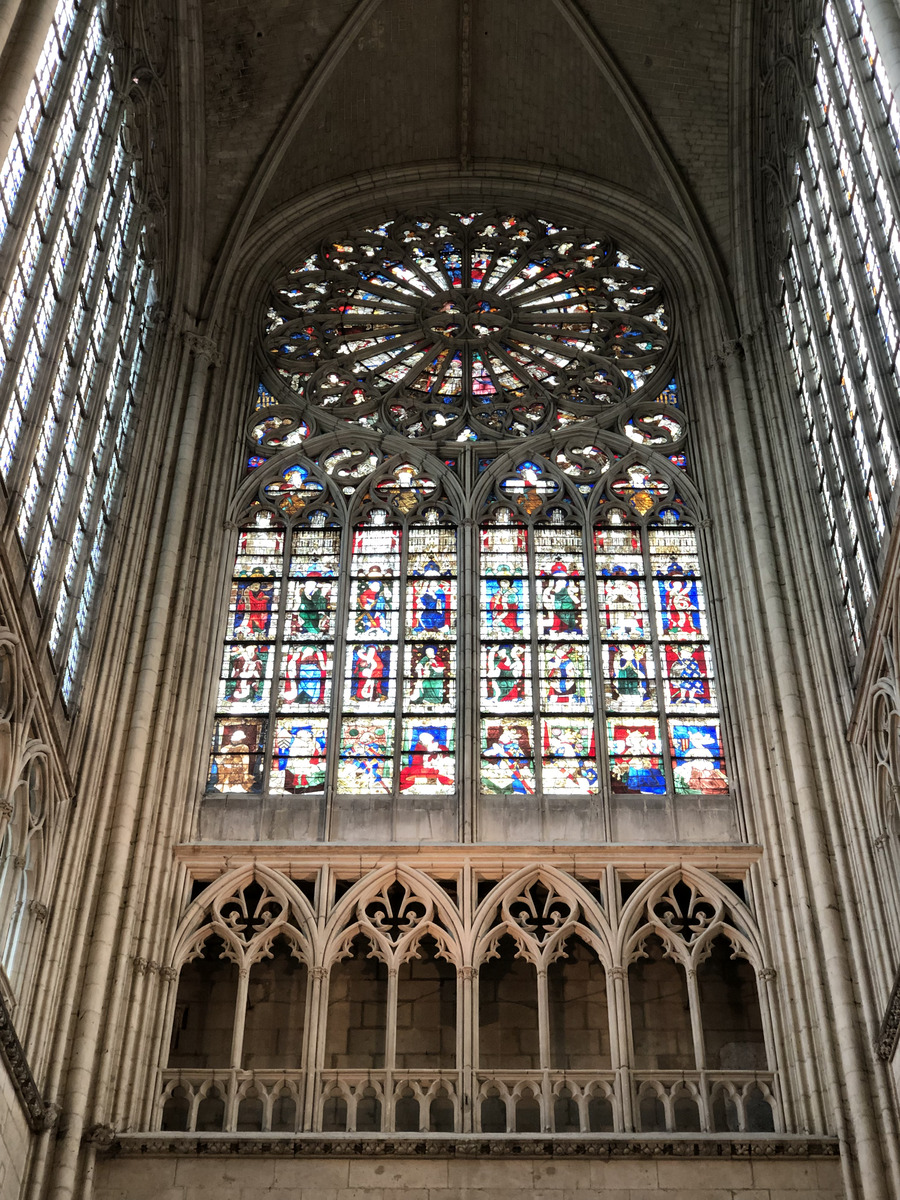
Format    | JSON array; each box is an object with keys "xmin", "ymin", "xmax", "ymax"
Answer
[
  {"xmin": 0, "ymin": 986, "xmax": 56, "ymax": 1131},
  {"xmin": 107, "ymin": 1133, "xmax": 840, "ymax": 1159},
  {"xmin": 875, "ymin": 962, "xmax": 900, "ymax": 1060}
]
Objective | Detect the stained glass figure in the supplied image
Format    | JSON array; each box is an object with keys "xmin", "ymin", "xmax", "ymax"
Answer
[
  {"xmin": 654, "ymin": 577, "xmax": 706, "ymax": 639},
  {"xmin": 482, "ymin": 578, "xmax": 529, "ymax": 638},
  {"xmin": 603, "ymin": 643, "xmax": 655, "ymax": 712},
  {"xmin": 607, "ymin": 718, "xmax": 666, "ymax": 795},
  {"xmin": 537, "ymin": 576, "xmax": 584, "ymax": 638},
  {"xmin": 408, "ymin": 573, "xmax": 454, "ymax": 637},
  {"xmin": 230, "ymin": 574, "xmax": 278, "ymax": 640},
  {"xmin": 610, "ymin": 465, "xmax": 669, "ymax": 515},
  {"xmin": 208, "ymin": 718, "xmax": 267, "ymax": 794},
  {"xmin": 663, "ymin": 644, "xmax": 714, "ymax": 711},
  {"xmin": 669, "ymin": 721, "xmax": 728, "ymax": 794},
  {"xmin": 482, "ymin": 644, "xmax": 531, "ymax": 709},
  {"xmin": 399, "ymin": 721, "xmax": 455, "ymax": 793},
  {"xmin": 350, "ymin": 573, "xmax": 398, "ymax": 638},
  {"xmin": 345, "ymin": 644, "xmax": 395, "ymax": 709},
  {"xmin": 270, "ymin": 718, "xmax": 328, "ymax": 794},
  {"xmin": 374, "ymin": 463, "xmax": 437, "ymax": 513},
  {"xmin": 480, "ymin": 720, "xmax": 536, "ymax": 794},
  {"xmin": 541, "ymin": 718, "xmax": 598, "ymax": 793},
  {"xmin": 218, "ymin": 643, "xmax": 272, "ymax": 711},
  {"xmin": 405, "ymin": 644, "xmax": 454, "ymax": 710},
  {"xmin": 596, "ymin": 509, "xmax": 725, "ymax": 796},
  {"xmin": 337, "ymin": 719, "xmax": 393, "ymax": 793},
  {"xmin": 279, "ymin": 646, "xmax": 331, "ymax": 710},
  {"xmin": 265, "ymin": 463, "xmax": 325, "ymax": 518},
  {"xmin": 540, "ymin": 644, "xmax": 591, "ymax": 708}
]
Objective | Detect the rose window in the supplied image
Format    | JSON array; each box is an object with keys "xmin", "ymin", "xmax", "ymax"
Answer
[{"xmin": 263, "ymin": 213, "xmax": 671, "ymax": 442}]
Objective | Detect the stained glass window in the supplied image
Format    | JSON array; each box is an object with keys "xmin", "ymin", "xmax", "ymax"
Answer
[
  {"xmin": 264, "ymin": 214, "xmax": 668, "ymax": 442},
  {"xmin": 775, "ymin": 0, "xmax": 900, "ymax": 649},
  {"xmin": 208, "ymin": 213, "xmax": 730, "ymax": 823},
  {"xmin": 0, "ymin": 1, "xmax": 152, "ymax": 699}
]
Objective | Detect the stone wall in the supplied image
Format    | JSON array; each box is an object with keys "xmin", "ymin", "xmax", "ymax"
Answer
[
  {"xmin": 0, "ymin": 1060, "xmax": 32, "ymax": 1200},
  {"xmin": 93, "ymin": 1141, "xmax": 844, "ymax": 1200}
]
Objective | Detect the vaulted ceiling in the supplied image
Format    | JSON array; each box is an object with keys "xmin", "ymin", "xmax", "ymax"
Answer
[{"xmin": 194, "ymin": 0, "xmax": 742, "ymax": 283}]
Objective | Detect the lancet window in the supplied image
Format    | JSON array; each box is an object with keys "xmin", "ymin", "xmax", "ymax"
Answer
[
  {"xmin": 0, "ymin": 0, "xmax": 153, "ymax": 699},
  {"xmin": 773, "ymin": 0, "xmax": 900, "ymax": 648},
  {"xmin": 206, "ymin": 213, "xmax": 729, "ymax": 825}
]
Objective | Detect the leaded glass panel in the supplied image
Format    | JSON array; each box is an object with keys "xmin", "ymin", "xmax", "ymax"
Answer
[{"xmin": 207, "ymin": 212, "xmax": 733, "ymax": 833}]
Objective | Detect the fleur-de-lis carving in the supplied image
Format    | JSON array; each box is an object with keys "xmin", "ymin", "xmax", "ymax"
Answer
[
  {"xmin": 360, "ymin": 881, "xmax": 429, "ymax": 943},
  {"xmin": 503, "ymin": 879, "xmax": 575, "ymax": 944},
  {"xmin": 217, "ymin": 882, "xmax": 286, "ymax": 944},
  {"xmin": 652, "ymin": 881, "xmax": 719, "ymax": 944}
]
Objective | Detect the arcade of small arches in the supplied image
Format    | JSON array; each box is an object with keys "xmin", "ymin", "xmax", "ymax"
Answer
[{"xmin": 158, "ymin": 864, "xmax": 777, "ymax": 1138}]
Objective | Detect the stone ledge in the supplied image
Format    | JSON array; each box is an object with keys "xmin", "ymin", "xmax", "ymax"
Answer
[{"xmin": 108, "ymin": 1134, "xmax": 839, "ymax": 1159}]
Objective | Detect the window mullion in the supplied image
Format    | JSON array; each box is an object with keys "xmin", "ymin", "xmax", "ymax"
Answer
[
  {"xmin": 45, "ymin": 255, "xmax": 148, "ymax": 680},
  {"xmin": 393, "ymin": 523, "xmax": 409, "ymax": 839},
  {"xmin": 322, "ymin": 515, "xmax": 353, "ymax": 838},
  {"xmin": 643, "ymin": 523, "xmax": 675, "ymax": 796},
  {"xmin": 811, "ymin": 46, "xmax": 900, "ymax": 480},
  {"xmin": 459, "ymin": 510, "xmax": 476, "ymax": 841},
  {"xmin": 583, "ymin": 520, "xmax": 611, "ymax": 840},
  {"xmin": 0, "ymin": 3, "xmax": 97, "ymax": 291},
  {"xmin": 823, "ymin": 1, "xmax": 900, "ymax": 197},
  {"xmin": 0, "ymin": 49, "xmax": 111, "ymax": 479},
  {"xmin": 784, "ymin": 280, "xmax": 873, "ymax": 620},
  {"xmin": 788, "ymin": 197, "xmax": 883, "ymax": 571},
  {"xmin": 36, "ymin": 194, "xmax": 139, "ymax": 616},
  {"xmin": 10, "ymin": 110, "xmax": 127, "ymax": 549}
]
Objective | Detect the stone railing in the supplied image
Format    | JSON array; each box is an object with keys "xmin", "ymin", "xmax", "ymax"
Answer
[{"xmin": 158, "ymin": 1068, "xmax": 779, "ymax": 1135}]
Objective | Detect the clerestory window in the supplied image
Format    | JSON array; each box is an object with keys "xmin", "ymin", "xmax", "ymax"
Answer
[
  {"xmin": 0, "ymin": 0, "xmax": 154, "ymax": 699},
  {"xmin": 772, "ymin": 0, "xmax": 900, "ymax": 649}
]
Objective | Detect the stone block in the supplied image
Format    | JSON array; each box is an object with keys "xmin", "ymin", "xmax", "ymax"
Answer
[
  {"xmin": 814, "ymin": 1160, "xmax": 845, "ymax": 1190},
  {"xmin": 750, "ymin": 1160, "xmax": 819, "ymax": 1189},
  {"xmin": 589, "ymin": 1159, "xmax": 658, "ymax": 1188},
  {"xmin": 348, "ymin": 1160, "xmax": 448, "ymax": 1188},
  {"xmin": 656, "ymin": 1158, "xmax": 753, "ymax": 1188},
  {"xmin": 174, "ymin": 1157, "xmax": 275, "ymax": 1189},
  {"xmin": 272, "ymin": 1159, "xmax": 350, "ymax": 1189},
  {"xmin": 446, "ymin": 1157, "xmax": 535, "ymax": 1189},
  {"xmin": 530, "ymin": 1160, "xmax": 596, "ymax": 1189}
]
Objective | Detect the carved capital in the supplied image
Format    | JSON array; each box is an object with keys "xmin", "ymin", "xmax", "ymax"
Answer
[
  {"xmin": 27, "ymin": 900, "xmax": 48, "ymax": 921},
  {"xmin": 758, "ymin": 966, "xmax": 777, "ymax": 983},
  {"xmin": 182, "ymin": 331, "xmax": 223, "ymax": 367},
  {"xmin": 132, "ymin": 956, "xmax": 150, "ymax": 976},
  {"xmin": 0, "ymin": 799, "xmax": 13, "ymax": 820},
  {"xmin": 608, "ymin": 966, "xmax": 627, "ymax": 982},
  {"xmin": 457, "ymin": 965, "xmax": 477, "ymax": 981},
  {"xmin": 874, "ymin": 832, "xmax": 891, "ymax": 850},
  {"xmin": 158, "ymin": 966, "xmax": 178, "ymax": 983},
  {"xmin": 310, "ymin": 966, "xmax": 329, "ymax": 981},
  {"xmin": 11, "ymin": 855, "xmax": 25, "ymax": 870},
  {"xmin": 707, "ymin": 337, "xmax": 743, "ymax": 369}
]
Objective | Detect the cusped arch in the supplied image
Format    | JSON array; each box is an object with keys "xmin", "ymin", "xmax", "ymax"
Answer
[
  {"xmin": 169, "ymin": 864, "xmax": 318, "ymax": 972},
  {"xmin": 321, "ymin": 864, "xmax": 465, "ymax": 971},
  {"xmin": 472, "ymin": 863, "xmax": 613, "ymax": 969},
  {"xmin": 618, "ymin": 865, "xmax": 766, "ymax": 971}
]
